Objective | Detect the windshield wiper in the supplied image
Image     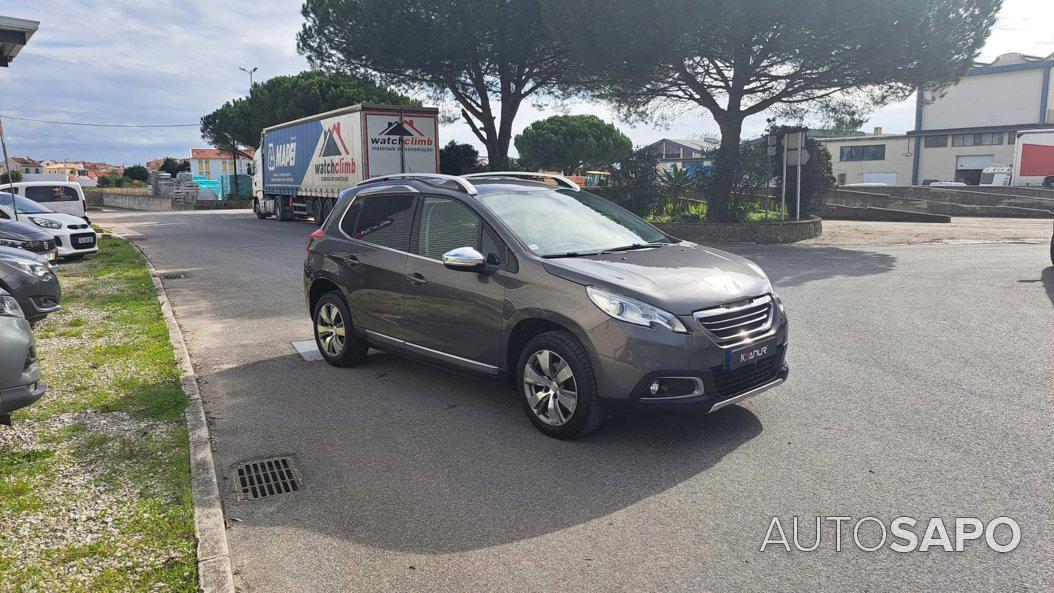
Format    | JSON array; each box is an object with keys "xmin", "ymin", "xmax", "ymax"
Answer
[
  {"xmin": 601, "ymin": 242, "xmax": 666, "ymax": 254},
  {"xmin": 541, "ymin": 251, "xmax": 602, "ymax": 259}
]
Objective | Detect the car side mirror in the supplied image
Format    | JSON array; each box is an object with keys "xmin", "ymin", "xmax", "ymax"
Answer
[{"xmin": 442, "ymin": 246, "xmax": 486, "ymax": 272}]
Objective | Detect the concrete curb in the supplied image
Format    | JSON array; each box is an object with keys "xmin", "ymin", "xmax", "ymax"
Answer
[{"xmin": 107, "ymin": 230, "xmax": 235, "ymax": 593}]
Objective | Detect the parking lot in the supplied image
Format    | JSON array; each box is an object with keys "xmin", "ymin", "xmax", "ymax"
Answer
[{"xmin": 94, "ymin": 209, "xmax": 1053, "ymax": 592}]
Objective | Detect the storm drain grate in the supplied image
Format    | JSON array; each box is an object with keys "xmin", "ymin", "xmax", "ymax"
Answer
[
  {"xmin": 158, "ymin": 272, "xmax": 187, "ymax": 280},
  {"xmin": 233, "ymin": 457, "xmax": 302, "ymax": 500}
]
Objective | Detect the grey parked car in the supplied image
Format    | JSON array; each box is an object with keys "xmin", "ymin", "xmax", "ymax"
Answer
[
  {"xmin": 0, "ymin": 218, "xmax": 58, "ymax": 262},
  {"xmin": 0, "ymin": 287, "xmax": 45, "ymax": 425},
  {"xmin": 304, "ymin": 173, "xmax": 788, "ymax": 438},
  {"xmin": 0, "ymin": 246, "xmax": 61, "ymax": 324}
]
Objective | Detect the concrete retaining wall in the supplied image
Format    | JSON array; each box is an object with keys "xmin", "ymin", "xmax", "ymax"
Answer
[
  {"xmin": 84, "ymin": 190, "xmax": 251, "ymax": 212},
  {"xmin": 821, "ymin": 204, "xmax": 951, "ymax": 223},
  {"xmin": 656, "ymin": 217, "xmax": 821, "ymax": 244},
  {"xmin": 826, "ymin": 189, "xmax": 1053, "ymax": 218}
]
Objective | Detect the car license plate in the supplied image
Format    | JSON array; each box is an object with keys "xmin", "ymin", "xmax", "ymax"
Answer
[
  {"xmin": 726, "ymin": 337, "xmax": 778, "ymax": 370},
  {"xmin": 76, "ymin": 236, "xmax": 95, "ymax": 245},
  {"xmin": 45, "ymin": 251, "xmax": 57, "ymax": 261}
]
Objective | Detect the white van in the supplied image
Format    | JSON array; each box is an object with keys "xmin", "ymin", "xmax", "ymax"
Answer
[{"xmin": 5, "ymin": 181, "xmax": 89, "ymax": 221}]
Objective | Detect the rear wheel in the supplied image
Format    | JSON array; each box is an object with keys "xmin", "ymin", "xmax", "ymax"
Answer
[
  {"xmin": 517, "ymin": 331, "xmax": 604, "ymax": 439},
  {"xmin": 312, "ymin": 199, "xmax": 324, "ymax": 227},
  {"xmin": 275, "ymin": 196, "xmax": 292, "ymax": 221},
  {"xmin": 313, "ymin": 291, "xmax": 368, "ymax": 367}
]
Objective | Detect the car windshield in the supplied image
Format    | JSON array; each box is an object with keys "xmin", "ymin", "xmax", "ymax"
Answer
[
  {"xmin": 0, "ymin": 192, "xmax": 54, "ymax": 214},
  {"xmin": 478, "ymin": 188, "xmax": 672, "ymax": 257}
]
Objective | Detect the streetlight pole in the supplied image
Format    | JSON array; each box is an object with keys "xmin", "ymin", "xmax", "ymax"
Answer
[
  {"xmin": 232, "ymin": 67, "xmax": 257, "ymax": 199},
  {"xmin": 238, "ymin": 66, "xmax": 258, "ymax": 92}
]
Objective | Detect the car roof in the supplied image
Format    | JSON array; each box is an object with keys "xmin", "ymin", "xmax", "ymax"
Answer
[{"xmin": 10, "ymin": 181, "xmax": 83, "ymax": 188}]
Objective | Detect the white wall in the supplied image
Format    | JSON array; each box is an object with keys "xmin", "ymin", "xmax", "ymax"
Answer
[
  {"xmin": 921, "ymin": 67, "xmax": 1050, "ymax": 130},
  {"xmin": 819, "ymin": 136, "xmax": 914, "ymax": 186}
]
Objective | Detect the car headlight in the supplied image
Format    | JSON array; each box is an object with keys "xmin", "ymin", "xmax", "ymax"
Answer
[
  {"xmin": 586, "ymin": 286, "xmax": 688, "ymax": 333},
  {"xmin": 29, "ymin": 216, "xmax": 62, "ymax": 230},
  {"xmin": 0, "ymin": 294, "xmax": 24, "ymax": 318},
  {"xmin": 8, "ymin": 258, "xmax": 51, "ymax": 278},
  {"xmin": 0, "ymin": 238, "xmax": 27, "ymax": 249}
]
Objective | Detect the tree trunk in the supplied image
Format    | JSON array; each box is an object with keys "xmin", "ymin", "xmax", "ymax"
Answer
[{"xmin": 709, "ymin": 117, "xmax": 744, "ymax": 222}]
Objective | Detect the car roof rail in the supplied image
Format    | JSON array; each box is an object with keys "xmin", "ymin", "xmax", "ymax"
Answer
[
  {"xmin": 462, "ymin": 171, "xmax": 581, "ymax": 191},
  {"xmin": 357, "ymin": 173, "xmax": 477, "ymax": 195}
]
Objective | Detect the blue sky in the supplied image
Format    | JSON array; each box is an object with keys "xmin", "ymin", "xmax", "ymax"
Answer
[{"xmin": 2, "ymin": 0, "xmax": 1052, "ymax": 165}]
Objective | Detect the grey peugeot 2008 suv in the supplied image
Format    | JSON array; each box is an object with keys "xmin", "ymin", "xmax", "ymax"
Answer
[{"xmin": 304, "ymin": 172, "xmax": 788, "ymax": 439}]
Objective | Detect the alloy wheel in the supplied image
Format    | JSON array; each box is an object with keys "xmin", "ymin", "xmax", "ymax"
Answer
[
  {"xmin": 523, "ymin": 349, "xmax": 578, "ymax": 426},
  {"xmin": 316, "ymin": 303, "xmax": 346, "ymax": 358}
]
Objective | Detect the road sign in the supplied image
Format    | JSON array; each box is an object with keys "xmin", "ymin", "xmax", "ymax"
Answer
[{"xmin": 786, "ymin": 148, "xmax": 810, "ymax": 166}]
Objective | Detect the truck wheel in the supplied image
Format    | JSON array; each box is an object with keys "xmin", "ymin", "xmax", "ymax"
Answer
[
  {"xmin": 312, "ymin": 199, "xmax": 324, "ymax": 227},
  {"xmin": 1043, "ymin": 176, "xmax": 1054, "ymax": 189},
  {"xmin": 253, "ymin": 199, "xmax": 269, "ymax": 219},
  {"xmin": 275, "ymin": 196, "xmax": 292, "ymax": 221}
]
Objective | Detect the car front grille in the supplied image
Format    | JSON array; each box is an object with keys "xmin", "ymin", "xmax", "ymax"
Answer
[
  {"xmin": 711, "ymin": 350, "xmax": 782, "ymax": 399},
  {"xmin": 21, "ymin": 239, "xmax": 56, "ymax": 254},
  {"xmin": 694, "ymin": 295, "xmax": 774, "ymax": 345},
  {"xmin": 67, "ymin": 224, "xmax": 89, "ymax": 230}
]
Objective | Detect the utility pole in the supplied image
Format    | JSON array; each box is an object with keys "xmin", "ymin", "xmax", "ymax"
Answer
[
  {"xmin": 0, "ymin": 116, "xmax": 19, "ymax": 221},
  {"xmin": 796, "ymin": 130, "xmax": 803, "ymax": 221}
]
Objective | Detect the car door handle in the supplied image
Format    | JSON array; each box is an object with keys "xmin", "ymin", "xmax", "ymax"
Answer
[{"xmin": 407, "ymin": 272, "xmax": 427, "ymax": 286}]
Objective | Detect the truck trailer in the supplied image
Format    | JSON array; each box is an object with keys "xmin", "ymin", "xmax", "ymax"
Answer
[{"xmin": 252, "ymin": 104, "xmax": 439, "ymax": 223}]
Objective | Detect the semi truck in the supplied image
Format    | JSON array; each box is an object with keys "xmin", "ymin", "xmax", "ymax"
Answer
[{"xmin": 251, "ymin": 104, "xmax": 440, "ymax": 224}]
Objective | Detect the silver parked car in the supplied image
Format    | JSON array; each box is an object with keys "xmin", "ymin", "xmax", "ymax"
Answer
[{"xmin": 0, "ymin": 287, "xmax": 45, "ymax": 425}]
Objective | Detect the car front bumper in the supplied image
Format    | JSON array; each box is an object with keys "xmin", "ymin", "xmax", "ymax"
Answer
[
  {"xmin": 585, "ymin": 308, "xmax": 789, "ymax": 413},
  {"xmin": 0, "ymin": 381, "xmax": 47, "ymax": 415}
]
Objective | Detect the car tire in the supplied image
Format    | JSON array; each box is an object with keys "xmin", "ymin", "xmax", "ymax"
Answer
[
  {"xmin": 275, "ymin": 196, "xmax": 292, "ymax": 221},
  {"xmin": 516, "ymin": 330, "xmax": 604, "ymax": 439},
  {"xmin": 312, "ymin": 199, "xmax": 324, "ymax": 227},
  {"xmin": 313, "ymin": 291, "xmax": 368, "ymax": 367},
  {"xmin": 253, "ymin": 199, "xmax": 269, "ymax": 219}
]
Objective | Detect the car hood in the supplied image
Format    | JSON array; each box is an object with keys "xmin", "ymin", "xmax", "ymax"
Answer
[
  {"xmin": 0, "ymin": 220, "xmax": 52, "ymax": 241},
  {"xmin": 542, "ymin": 242, "xmax": 772, "ymax": 314},
  {"xmin": 24, "ymin": 212, "xmax": 87, "ymax": 226},
  {"xmin": 0, "ymin": 245, "xmax": 47, "ymax": 262}
]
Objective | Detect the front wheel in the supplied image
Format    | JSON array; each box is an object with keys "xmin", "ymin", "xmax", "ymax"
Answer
[
  {"xmin": 517, "ymin": 331, "xmax": 604, "ymax": 439},
  {"xmin": 313, "ymin": 291, "xmax": 369, "ymax": 367},
  {"xmin": 253, "ymin": 199, "xmax": 269, "ymax": 219}
]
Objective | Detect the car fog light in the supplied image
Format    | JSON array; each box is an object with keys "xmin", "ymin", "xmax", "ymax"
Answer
[{"xmin": 649, "ymin": 381, "xmax": 660, "ymax": 396}]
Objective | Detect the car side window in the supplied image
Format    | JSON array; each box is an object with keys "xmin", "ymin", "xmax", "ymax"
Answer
[
  {"xmin": 416, "ymin": 196, "xmax": 506, "ymax": 263},
  {"xmin": 352, "ymin": 194, "xmax": 416, "ymax": 251},
  {"xmin": 417, "ymin": 197, "xmax": 482, "ymax": 260},
  {"xmin": 25, "ymin": 186, "xmax": 77, "ymax": 203}
]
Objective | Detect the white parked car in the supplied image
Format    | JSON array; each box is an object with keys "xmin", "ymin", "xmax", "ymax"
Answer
[
  {"xmin": 0, "ymin": 193, "xmax": 98, "ymax": 259},
  {"xmin": 5, "ymin": 181, "xmax": 90, "ymax": 221}
]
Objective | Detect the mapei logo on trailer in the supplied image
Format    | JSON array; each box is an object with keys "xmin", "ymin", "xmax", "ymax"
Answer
[
  {"xmin": 267, "ymin": 140, "xmax": 297, "ymax": 172},
  {"xmin": 314, "ymin": 121, "xmax": 356, "ymax": 176},
  {"xmin": 371, "ymin": 119, "xmax": 435, "ymax": 148}
]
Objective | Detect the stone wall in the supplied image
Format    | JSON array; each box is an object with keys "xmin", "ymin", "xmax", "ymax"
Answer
[
  {"xmin": 656, "ymin": 217, "xmax": 822, "ymax": 244},
  {"xmin": 821, "ymin": 204, "xmax": 951, "ymax": 223}
]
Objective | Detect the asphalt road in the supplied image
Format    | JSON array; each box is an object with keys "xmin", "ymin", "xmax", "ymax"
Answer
[{"xmin": 95, "ymin": 209, "xmax": 1054, "ymax": 593}]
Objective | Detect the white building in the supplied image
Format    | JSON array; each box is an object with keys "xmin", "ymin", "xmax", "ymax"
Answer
[
  {"xmin": 818, "ymin": 52, "xmax": 1054, "ymax": 186},
  {"xmin": 647, "ymin": 138, "xmax": 719, "ymax": 172},
  {"xmin": 189, "ymin": 148, "xmax": 254, "ymax": 180}
]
